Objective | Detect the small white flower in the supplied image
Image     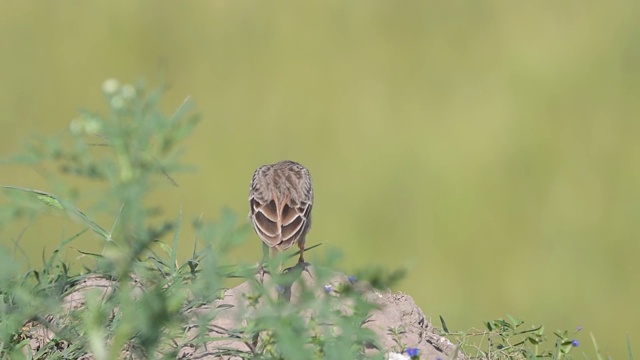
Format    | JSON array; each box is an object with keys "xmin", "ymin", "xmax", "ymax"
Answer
[
  {"xmin": 69, "ymin": 116, "xmax": 102, "ymax": 135},
  {"xmin": 69, "ymin": 118, "xmax": 84, "ymax": 135},
  {"xmin": 120, "ymin": 84, "xmax": 136, "ymax": 99},
  {"xmin": 102, "ymin": 78, "xmax": 120, "ymax": 95},
  {"xmin": 110, "ymin": 95, "xmax": 125, "ymax": 109},
  {"xmin": 84, "ymin": 118, "xmax": 101, "ymax": 134},
  {"xmin": 388, "ymin": 352, "xmax": 410, "ymax": 360}
]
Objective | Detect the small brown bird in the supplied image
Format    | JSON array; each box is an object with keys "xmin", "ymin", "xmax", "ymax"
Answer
[{"xmin": 249, "ymin": 160, "xmax": 313, "ymax": 270}]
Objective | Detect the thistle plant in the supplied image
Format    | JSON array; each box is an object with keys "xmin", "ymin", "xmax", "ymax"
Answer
[{"xmin": 0, "ymin": 79, "xmax": 388, "ymax": 360}]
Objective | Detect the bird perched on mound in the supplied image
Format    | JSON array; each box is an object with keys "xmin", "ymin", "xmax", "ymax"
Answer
[{"xmin": 249, "ymin": 160, "xmax": 313, "ymax": 271}]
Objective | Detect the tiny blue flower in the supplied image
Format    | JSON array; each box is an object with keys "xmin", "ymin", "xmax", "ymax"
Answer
[
  {"xmin": 324, "ymin": 285, "xmax": 332, "ymax": 293},
  {"xmin": 572, "ymin": 339, "xmax": 579, "ymax": 347},
  {"xmin": 576, "ymin": 326, "xmax": 583, "ymax": 331},
  {"xmin": 275, "ymin": 285, "xmax": 285, "ymax": 294},
  {"xmin": 406, "ymin": 347, "xmax": 419, "ymax": 358},
  {"xmin": 348, "ymin": 275, "xmax": 357, "ymax": 283}
]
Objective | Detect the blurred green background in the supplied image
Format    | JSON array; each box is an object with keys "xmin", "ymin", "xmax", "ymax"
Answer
[{"xmin": 1, "ymin": 1, "xmax": 639, "ymax": 357}]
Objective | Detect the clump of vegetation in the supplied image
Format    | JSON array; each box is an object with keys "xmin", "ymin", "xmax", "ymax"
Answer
[
  {"xmin": 0, "ymin": 80, "xmax": 387, "ymax": 360},
  {"xmin": 438, "ymin": 315, "xmax": 589, "ymax": 360},
  {"xmin": 0, "ymin": 80, "xmax": 630, "ymax": 360}
]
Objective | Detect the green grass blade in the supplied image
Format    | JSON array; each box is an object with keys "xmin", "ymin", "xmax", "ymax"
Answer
[
  {"xmin": 440, "ymin": 315, "xmax": 450, "ymax": 333},
  {"xmin": 170, "ymin": 208, "xmax": 182, "ymax": 273},
  {"xmin": 1, "ymin": 185, "xmax": 112, "ymax": 241},
  {"xmin": 44, "ymin": 228, "xmax": 89, "ymax": 271},
  {"xmin": 590, "ymin": 332, "xmax": 604, "ymax": 360}
]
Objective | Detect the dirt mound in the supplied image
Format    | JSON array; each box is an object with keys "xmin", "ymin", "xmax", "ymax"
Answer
[{"xmin": 22, "ymin": 268, "xmax": 463, "ymax": 359}]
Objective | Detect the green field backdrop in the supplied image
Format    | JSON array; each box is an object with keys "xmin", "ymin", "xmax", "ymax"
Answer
[{"xmin": 1, "ymin": 2, "xmax": 639, "ymax": 358}]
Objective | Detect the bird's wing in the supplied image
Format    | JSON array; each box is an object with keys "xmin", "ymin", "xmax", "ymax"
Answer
[
  {"xmin": 250, "ymin": 194, "xmax": 312, "ymax": 250},
  {"xmin": 250, "ymin": 194, "xmax": 280, "ymax": 246},
  {"xmin": 277, "ymin": 198, "xmax": 312, "ymax": 250}
]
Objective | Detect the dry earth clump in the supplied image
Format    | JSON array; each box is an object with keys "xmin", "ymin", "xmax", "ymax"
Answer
[{"xmin": 21, "ymin": 269, "xmax": 463, "ymax": 360}]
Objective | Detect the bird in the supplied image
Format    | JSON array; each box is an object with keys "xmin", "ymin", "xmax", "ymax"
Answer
[{"xmin": 249, "ymin": 160, "xmax": 313, "ymax": 273}]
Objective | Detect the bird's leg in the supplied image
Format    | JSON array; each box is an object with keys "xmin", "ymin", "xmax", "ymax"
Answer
[
  {"xmin": 257, "ymin": 242, "xmax": 270, "ymax": 282},
  {"xmin": 297, "ymin": 242, "xmax": 305, "ymax": 264},
  {"xmin": 296, "ymin": 241, "xmax": 310, "ymax": 271}
]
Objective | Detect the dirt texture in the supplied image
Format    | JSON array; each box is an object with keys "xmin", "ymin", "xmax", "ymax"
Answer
[
  {"xmin": 21, "ymin": 269, "xmax": 463, "ymax": 360},
  {"xmin": 179, "ymin": 268, "xmax": 463, "ymax": 360}
]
